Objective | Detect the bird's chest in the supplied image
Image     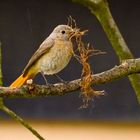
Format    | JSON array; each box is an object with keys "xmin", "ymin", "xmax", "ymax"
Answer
[{"xmin": 38, "ymin": 41, "xmax": 73, "ymax": 75}]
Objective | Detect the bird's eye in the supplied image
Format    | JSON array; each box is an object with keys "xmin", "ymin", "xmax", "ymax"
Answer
[{"xmin": 61, "ymin": 30, "xmax": 65, "ymax": 34}]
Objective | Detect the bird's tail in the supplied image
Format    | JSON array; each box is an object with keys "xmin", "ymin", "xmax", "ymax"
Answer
[{"xmin": 10, "ymin": 73, "xmax": 32, "ymax": 88}]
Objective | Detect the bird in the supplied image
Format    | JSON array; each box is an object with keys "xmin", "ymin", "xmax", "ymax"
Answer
[{"xmin": 10, "ymin": 24, "xmax": 81, "ymax": 88}]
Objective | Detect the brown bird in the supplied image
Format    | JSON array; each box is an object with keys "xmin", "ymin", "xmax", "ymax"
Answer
[{"xmin": 10, "ymin": 24, "xmax": 81, "ymax": 88}]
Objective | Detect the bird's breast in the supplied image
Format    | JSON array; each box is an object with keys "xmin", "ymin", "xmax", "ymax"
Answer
[{"xmin": 36, "ymin": 40, "xmax": 73, "ymax": 75}]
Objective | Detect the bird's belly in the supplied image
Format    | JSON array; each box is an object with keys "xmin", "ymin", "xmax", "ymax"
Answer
[{"xmin": 37, "ymin": 45, "xmax": 73, "ymax": 75}]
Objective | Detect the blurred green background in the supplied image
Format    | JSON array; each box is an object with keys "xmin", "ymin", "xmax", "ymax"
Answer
[{"xmin": 0, "ymin": 0, "xmax": 140, "ymax": 121}]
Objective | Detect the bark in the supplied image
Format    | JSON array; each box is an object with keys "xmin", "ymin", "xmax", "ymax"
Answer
[
  {"xmin": 0, "ymin": 58, "xmax": 140, "ymax": 98},
  {"xmin": 72, "ymin": 0, "xmax": 140, "ymax": 102}
]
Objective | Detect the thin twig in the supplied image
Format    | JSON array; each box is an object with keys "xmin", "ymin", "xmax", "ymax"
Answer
[
  {"xmin": 0, "ymin": 43, "xmax": 45, "ymax": 140},
  {"xmin": 0, "ymin": 103, "xmax": 45, "ymax": 140}
]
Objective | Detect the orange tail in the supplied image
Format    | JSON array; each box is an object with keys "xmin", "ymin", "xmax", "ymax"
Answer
[{"xmin": 10, "ymin": 74, "xmax": 31, "ymax": 88}]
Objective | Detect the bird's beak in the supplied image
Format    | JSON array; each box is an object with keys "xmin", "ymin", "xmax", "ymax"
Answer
[{"xmin": 69, "ymin": 28, "xmax": 88, "ymax": 40}]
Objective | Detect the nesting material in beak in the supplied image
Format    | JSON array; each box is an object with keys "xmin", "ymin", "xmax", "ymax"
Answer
[{"xmin": 69, "ymin": 28, "xmax": 88, "ymax": 40}]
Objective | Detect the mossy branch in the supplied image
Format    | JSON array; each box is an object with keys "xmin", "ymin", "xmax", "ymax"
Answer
[
  {"xmin": 72, "ymin": 0, "xmax": 140, "ymax": 102},
  {"xmin": 0, "ymin": 58, "xmax": 140, "ymax": 98}
]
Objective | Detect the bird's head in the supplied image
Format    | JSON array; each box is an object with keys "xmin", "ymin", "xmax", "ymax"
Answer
[{"xmin": 50, "ymin": 25, "xmax": 86, "ymax": 41}]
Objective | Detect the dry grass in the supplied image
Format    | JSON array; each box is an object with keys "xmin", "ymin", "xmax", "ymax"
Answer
[{"xmin": 75, "ymin": 34, "xmax": 105, "ymax": 108}]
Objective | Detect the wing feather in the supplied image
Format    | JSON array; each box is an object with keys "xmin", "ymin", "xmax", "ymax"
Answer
[{"xmin": 23, "ymin": 38, "xmax": 54, "ymax": 76}]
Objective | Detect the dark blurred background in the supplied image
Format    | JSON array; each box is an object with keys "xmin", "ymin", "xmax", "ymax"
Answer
[{"xmin": 0, "ymin": 0, "xmax": 140, "ymax": 120}]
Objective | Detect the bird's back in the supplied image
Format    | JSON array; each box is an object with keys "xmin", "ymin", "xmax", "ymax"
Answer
[{"xmin": 36, "ymin": 39, "xmax": 73, "ymax": 75}]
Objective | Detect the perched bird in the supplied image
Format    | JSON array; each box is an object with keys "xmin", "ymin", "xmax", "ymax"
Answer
[{"xmin": 10, "ymin": 24, "xmax": 81, "ymax": 88}]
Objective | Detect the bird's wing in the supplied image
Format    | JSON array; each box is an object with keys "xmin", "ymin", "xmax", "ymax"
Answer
[{"xmin": 23, "ymin": 38, "xmax": 54, "ymax": 77}]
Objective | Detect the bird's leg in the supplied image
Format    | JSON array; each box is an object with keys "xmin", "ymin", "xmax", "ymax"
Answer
[
  {"xmin": 40, "ymin": 72, "xmax": 50, "ymax": 86},
  {"xmin": 54, "ymin": 74, "xmax": 67, "ymax": 84}
]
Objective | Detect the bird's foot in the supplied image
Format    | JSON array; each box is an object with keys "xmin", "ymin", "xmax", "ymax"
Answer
[{"xmin": 54, "ymin": 74, "xmax": 68, "ymax": 84}]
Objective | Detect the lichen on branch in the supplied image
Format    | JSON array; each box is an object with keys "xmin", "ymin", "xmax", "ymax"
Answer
[{"xmin": 0, "ymin": 58, "xmax": 140, "ymax": 98}]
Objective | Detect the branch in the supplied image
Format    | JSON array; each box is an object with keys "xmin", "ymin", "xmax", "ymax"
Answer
[
  {"xmin": 0, "ymin": 43, "xmax": 45, "ymax": 140},
  {"xmin": 72, "ymin": 0, "xmax": 140, "ymax": 102},
  {"xmin": 0, "ymin": 41, "xmax": 3, "ymax": 106},
  {"xmin": 0, "ymin": 102, "xmax": 45, "ymax": 140},
  {"xmin": 0, "ymin": 42, "xmax": 2, "ymax": 86},
  {"xmin": 72, "ymin": 0, "xmax": 133, "ymax": 59},
  {"xmin": 0, "ymin": 58, "xmax": 140, "ymax": 98}
]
